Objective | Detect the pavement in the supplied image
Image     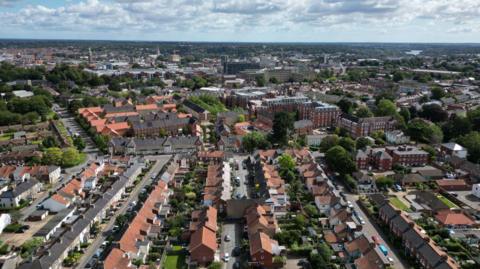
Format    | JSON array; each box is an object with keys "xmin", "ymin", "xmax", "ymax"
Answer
[
  {"xmin": 75, "ymin": 155, "xmax": 172, "ymax": 269},
  {"xmin": 220, "ymin": 222, "xmax": 242, "ymax": 269},
  {"xmin": 232, "ymin": 155, "xmax": 249, "ymax": 199},
  {"xmin": 449, "ymin": 190, "xmax": 480, "ymax": 209}
]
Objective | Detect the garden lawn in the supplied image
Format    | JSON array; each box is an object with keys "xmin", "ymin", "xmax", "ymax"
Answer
[
  {"xmin": 0, "ymin": 133, "xmax": 12, "ymax": 141},
  {"xmin": 436, "ymin": 195, "xmax": 459, "ymax": 209},
  {"xmin": 389, "ymin": 197, "xmax": 412, "ymax": 212},
  {"xmin": 163, "ymin": 245, "xmax": 186, "ymax": 269}
]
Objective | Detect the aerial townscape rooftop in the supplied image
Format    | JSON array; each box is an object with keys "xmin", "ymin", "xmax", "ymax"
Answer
[{"xmin": 0, "ymin": 1, "xmax": 480, "ymax": 269}]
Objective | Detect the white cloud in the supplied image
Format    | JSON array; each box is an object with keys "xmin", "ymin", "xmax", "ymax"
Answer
[{"xmin": 0, "ymin": 0, "xmax": 479, "ymax": 41}]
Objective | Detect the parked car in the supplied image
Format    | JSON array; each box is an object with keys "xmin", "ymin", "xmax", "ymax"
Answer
[
  {"xmin": 379, "ymin": 244, "xmax": 388, "ymax": 256},
  {"xmin": 224, "ymin": 235, "xmax": 231, "ymax": 242},
  {"xmin": 223, "ymin": 253, "xmax": 230, "ymax": 261},
  {"xmin": 387, "ymin": 257, "xmax": 394, "ymax": 264},
  {"xmin": 371, "ymin": 236, "xmax": 380, "ymax": 245}
]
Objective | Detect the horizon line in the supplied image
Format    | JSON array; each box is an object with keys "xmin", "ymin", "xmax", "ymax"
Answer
[{"xmin": 1, "ymin": 37, "xmax": 480, "ymax": 45}]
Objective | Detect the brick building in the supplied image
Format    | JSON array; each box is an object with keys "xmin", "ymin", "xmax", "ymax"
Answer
[
  {"xmin": 386, "ymin": 146, "xmax": 429, "ymax": 167},
  {"xmin": 338, "ymin": 115, "xmax": 396, "ymax": 138}
]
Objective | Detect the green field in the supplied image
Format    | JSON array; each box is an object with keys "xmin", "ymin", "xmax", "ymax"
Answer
[
  {"xmin": 436, "ymin": 195, "xmax": 459, "ymax": 209},
  {"xmin": 389, "ymin": 197, "xmax": 412, "ymax": 212},
  {"xmin": 163, "ymin": 245, "xmax": 187, "ymax": 269}
]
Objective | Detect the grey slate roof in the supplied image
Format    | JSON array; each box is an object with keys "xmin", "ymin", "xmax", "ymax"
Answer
[
  {"xmin": 379, "ymin": 203, "xmax": 398, "ymax": 222},
  {"xmin": 21, "ymin": 167, "xmax": 134, "ymax": 269},
  {"xmin": 0, "ymin": 179, "xmax": 39, "ymax": 199},
  {"xmin": 403, "ymin": 228, "xmax": 426, "ymax": 250}
]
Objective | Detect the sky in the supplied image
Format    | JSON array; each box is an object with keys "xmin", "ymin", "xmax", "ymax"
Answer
[{"xmin": 0, "ymin": 0, "xmax": 479, "ymax": 43}]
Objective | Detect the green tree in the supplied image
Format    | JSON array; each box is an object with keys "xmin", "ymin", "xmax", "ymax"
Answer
[
  {"xmin": 339, "ymin": 137, "xmax": 355, "ymax": 152},
  {"xmin": 356, "ymin": 137, "xmax": 372, "ymax": 150},
  {"xmin": 422, "ymin": 145, "xmax": 437, "ymax": 162},
  {"xmin": 431, "ymin": 87, "xmax": 446, "ymax": 100},
  {"xmin": 376, "ymin": 176, "xmax": 394, "ymax": 189},
  {"xmin": 375, "ymin": 99, "xmax": 397, "ymax": 117},
  {"xmin": 319, "ymin": 135, "xmax": 339, "ymax": 152},
  {"xmin": 325, "ymin": 146, "xmax": 356, "ymax": 175},
  {"xmin": 237, "ymin": 114, "xmax": 245, "ymax": 123},
  {"xmin": 392, "ymin": 71, "xmax": 404, "ymax": 82},
  {"xmin": 73, "ymin": 136, "xmax": 86, "ymax": 151},
  {"xmin": 208, "ymin": 262, "xmax": 222, "ymax": 269},
  {"xmin": 20, "ymin": 238, "xmax": 43, "ymax": 259},
  {"xmin": 278, "ymin": 153, "xmax": 295, "ymax": 171},
  {"xmin": 269, "ymin": 112, "xmax": 294, "ymax": 146},
  {"xmin": 304, "ymin": 204, "xmax": 319, "ymax": 217},
  {"xmin": 255, "ymin": 76, "xmax": 266, "ymax": 87},
  {"xmin": 442, "ymin": 115, "xmax": 472, "ymax": 141},
  {"xmin": 42, "ymin": 136, "xmax": 59, "ymax": 148},
  {"xmin": 43, "ymin": 147, "xmax": 63, "ymax": 166},
  {"xmin": 337, "ymin": 99, "xmax": 355, "ymax": 114},
  {"xmin": 399, "ymin": 107, "xmax": 411, "ymax": 123},
  {"xmin": 356, "ymin": 106, "xmax": 373, "ymax": 118},
  {"xmin": 269, "ymin": 77, "xmax": 279, "ymax": 84},
  {"xmin": 242, "ymin": 131, "xmax": 271, "ymax": 153},
  {"xmin": 419, "ymin": 104, "xmax": 448, "ymax": 123},
  {"xmin": 457, "ymin": 132, "xmax": 480, "ymax": 163},
  {"xmin": 407, "ymin": 119, "xmax": 443, "ymax": 144},
  {"xmin": 61, "ymin": 147, "xmax": 83, "ymax": 167},
  {"xmin": 467, "ymin": 108, "xmax": 480, "ymax": 130}
]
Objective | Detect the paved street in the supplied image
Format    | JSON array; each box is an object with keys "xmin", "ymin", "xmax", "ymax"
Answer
[
  {"xmin": 336, "ymin": 183, "xmax": 407, "ymax": 269},
  {"xmin": 232, "ymin": 155, "xmax": 249, "ymax": 199},
  {"xmin": 75, "ymin": 155, "xmax": 172, "ymax": 269},
  {"xmin": 19, "ymin": 105, "xmax": 100, "ymax": 220},
  {"xmin": 220, "ymin": 222, "xmax": 242, "ymax": 269}
]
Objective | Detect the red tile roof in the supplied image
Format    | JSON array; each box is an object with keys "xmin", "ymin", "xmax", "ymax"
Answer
[
  {"xmin": 435, "ymin": 210, "xmax": 475, "ymax": 226},
  {"xmin": 189, "ymin": 226, "xmax": 217, "ymax": 253}
]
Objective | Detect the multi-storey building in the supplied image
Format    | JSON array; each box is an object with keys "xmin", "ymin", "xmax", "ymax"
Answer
[
  {"xmin": 386, "ymin": 146, "xmax": 429, "ymax": 167},
  {"xmin": 338, "ymin": 115, "xmax": 396, "ymax": 138},
  {"xmin": 256, "ymin": 96, "xmax": 340, "ymax": 128}
]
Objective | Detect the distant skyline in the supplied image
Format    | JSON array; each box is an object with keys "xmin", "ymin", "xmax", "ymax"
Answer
[{"xmin": 1, "ymin": 0, "xmax": 480, "ymax": 43}]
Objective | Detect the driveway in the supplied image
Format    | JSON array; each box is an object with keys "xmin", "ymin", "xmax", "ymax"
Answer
[
  {"xmin": 75, "ymin": 155, "xmax": 172, "ymax": 268},
  {"xmin": 220, "ymin": 222, "xmax": 242, "ymax": 269}
]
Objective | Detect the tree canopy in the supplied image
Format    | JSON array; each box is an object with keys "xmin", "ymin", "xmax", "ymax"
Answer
[
  {"xmin": 269, "ymin": 112, "xmax": 294, "ymax": 146},
  {"xmin": 325, "ymin": 146, "xmax": 357, "ymax": 175},
  {"xmin": 242, "ymin": 131, "xmax": 271, "ymax": 153},
  {"xmin": 407, "ymin": 118, "xmax": 443, "ymax": 144},
  {"xmin": 457, "ymin": 132, "xmax": 480, "ymax": 163}
]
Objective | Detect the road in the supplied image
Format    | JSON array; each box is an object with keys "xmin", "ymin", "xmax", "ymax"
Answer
[
  {"xmin": 232, "ymin": 155, "xmax": 249, "ymax": 199},
  {"xmin": 220, "ymin": 222, "xmax": 242, "ymax": 269},
  {"xmin": 75, "ymin": 155, "xmax": 172, "ymax": 269},
  {"xmin": 336, "ymin": 183, "xmax": 407, "ymax": 269},
  {"xmin": 20, "ymin": 104, "xmax": 100, "ymax": 220}
]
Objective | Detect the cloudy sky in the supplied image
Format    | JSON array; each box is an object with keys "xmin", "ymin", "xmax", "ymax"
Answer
[{"xmin": 0, "ymin": 0, "xmax": 479, "ymax": 42}]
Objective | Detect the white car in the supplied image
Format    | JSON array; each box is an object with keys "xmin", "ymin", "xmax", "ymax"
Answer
[
  {"xmin": 347, "ymin": 201, "xmax": 354, "ymax": 208},
  {"xmin": 387, "ymin": 257, "xmax": 395, "ymax": 264},
  {"xmin": 223, "ymin": 253, "xmax": 230, "ymax": 262}
]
